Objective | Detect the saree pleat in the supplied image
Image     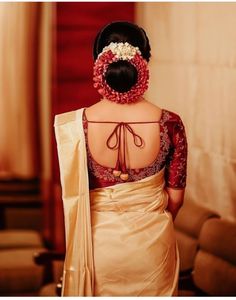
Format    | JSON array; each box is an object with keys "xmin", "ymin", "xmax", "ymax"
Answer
[{"xmin": 54, "ymin": 108, "xmax": 179, "ymax": 296}]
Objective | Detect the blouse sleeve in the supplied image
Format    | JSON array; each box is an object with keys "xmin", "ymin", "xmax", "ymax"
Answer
[{"xmin": 165, "ymin": 116, "xmax": 188, "ymax": 189}]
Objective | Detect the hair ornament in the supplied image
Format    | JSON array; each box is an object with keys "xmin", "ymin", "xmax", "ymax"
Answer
[
  {"xmin": 93, "ymin": 42, "xmax": 149, "ymax": 104},
  {"xmin": 99, "ymin": 42, "xmax": 141, "ymax": 60}
]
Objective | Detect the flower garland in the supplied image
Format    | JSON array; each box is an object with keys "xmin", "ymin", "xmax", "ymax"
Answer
[{"xmin": 93, "ymin": 42, "xmax": 149, "ymax": 104}]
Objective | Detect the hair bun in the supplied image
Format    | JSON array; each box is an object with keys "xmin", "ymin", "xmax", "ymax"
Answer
[
  {"xmin": 105, "ymin": 60, "xmax": 138, "ymax": 93},
  {"xmin": 93, "ymin": 21, "xmax": 151, "ymax": 62}
]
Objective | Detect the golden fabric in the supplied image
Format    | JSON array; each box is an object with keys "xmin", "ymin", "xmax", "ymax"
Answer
[
  {"xmin": 54, "ymin": 109, "xmax": 94, "ymax": 296},
  {"xmin": 54, "ymin": 108, "xmax": 179, "ymax": 296}
]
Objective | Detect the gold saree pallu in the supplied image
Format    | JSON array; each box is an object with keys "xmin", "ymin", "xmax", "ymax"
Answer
[{"xmin": 54, "ymin": 108, "xmax": 179, "ymax": 296}]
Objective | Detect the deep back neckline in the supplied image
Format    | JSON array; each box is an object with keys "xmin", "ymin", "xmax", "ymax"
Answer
[{"xmin": 82, "ymin": 108, "xmax": 167, "ymax": 175}]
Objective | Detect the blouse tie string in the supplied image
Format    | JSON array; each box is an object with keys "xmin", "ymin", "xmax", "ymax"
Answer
[
  {"xmin": 86, "ymin": 115, "xmax": 161, "ymax": 181},
  {"xmin": 106, "ymin": 122, "xmax": 144, "ymax": 180}
]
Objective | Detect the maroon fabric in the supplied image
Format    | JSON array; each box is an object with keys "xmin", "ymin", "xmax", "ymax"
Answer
[{"xmin": 82, "ymin": 109, "xmax": 188, "ymax": 190}]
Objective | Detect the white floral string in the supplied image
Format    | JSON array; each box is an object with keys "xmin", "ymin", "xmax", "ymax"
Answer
[{"xmin": 98, "ymin": 42, "xmax": 141, "ymax": 61}]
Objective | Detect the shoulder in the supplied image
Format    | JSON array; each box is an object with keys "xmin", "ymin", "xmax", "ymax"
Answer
[
  {"xmin": 54, "ymin": 108, "xmax": 86, "ymax": 144},
  {"xmin": 131, "ymin": 99, "xmax": 162, "ymax": 121},
  {"xmin": 54, "ymin": 108, "xmax": 85, "ymax": 126},
  {"xmin": 162, "ymin": 109, "xmax": 183, "ymax": 124},
  {"xmin": 162, "ymin": 109, "xmax": 186, "ymax": 140}
]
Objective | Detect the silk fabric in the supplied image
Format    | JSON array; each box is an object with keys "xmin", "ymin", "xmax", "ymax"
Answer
[{"xmin": 54, "ymin": 108, "xmax": 179, "ymax": 296}]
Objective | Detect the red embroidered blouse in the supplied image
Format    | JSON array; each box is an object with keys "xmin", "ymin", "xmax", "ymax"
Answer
[{"xmin": 82, "ymin": 109, "xmax": 187, "ymax": 190}]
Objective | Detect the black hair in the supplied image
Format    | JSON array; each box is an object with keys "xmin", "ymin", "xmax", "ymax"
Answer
[{"xmin": 93, "ymin": 21, "xmax": 151, "ymax": 93}]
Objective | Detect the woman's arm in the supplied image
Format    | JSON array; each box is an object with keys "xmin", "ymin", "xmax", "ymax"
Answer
[
  {"xmin": 165, "ymin": 187, "xmax": 185, "ymax": 221},
  {"xmin": 164, "ymin": 114, "xmax": 188, "ymax": 220}
]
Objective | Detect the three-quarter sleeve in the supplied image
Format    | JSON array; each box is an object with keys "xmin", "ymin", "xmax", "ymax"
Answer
[{"xmin": 165, "ymin": 116, "xmax": 188, "ymax": 189}]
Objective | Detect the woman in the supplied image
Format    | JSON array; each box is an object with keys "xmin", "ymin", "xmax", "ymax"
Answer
[{"xmin": 54, "ymin": 21, "xmax": 187, "ymax": 296}]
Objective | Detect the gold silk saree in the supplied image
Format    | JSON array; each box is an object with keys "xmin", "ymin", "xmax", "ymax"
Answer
[{"xmin": 54, "ymin": 108, "xmax": 179, "ymax": 296}]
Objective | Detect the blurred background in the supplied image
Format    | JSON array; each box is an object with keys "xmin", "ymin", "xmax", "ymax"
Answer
[{"xmin": 0, "ymin": 2, "xmax": 235, "ymax": 296}]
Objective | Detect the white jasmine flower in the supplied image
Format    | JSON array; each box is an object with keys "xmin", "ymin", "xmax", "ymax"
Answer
[{"xmin": 98, "ymin": 42, "xmax": 141, "ymax": 60}]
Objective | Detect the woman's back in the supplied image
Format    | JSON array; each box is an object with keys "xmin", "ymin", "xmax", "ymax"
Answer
[
  {"xmin": 83, "ymin": 98, "xmax": 187, "ymax": 190},
  {"xmin": 85, "ymin": 98, "xmax": 162, "ymax": 170}
]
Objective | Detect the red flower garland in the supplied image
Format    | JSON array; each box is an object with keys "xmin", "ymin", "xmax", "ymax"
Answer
[{"xmin": 93, "ymin": 48, "xmax": 149, "ymax": 104}]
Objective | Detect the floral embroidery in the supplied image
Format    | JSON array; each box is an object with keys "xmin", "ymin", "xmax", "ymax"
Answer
[
  {"xmin": 82, "ymin": 109, "xmax": 187, "ymax": 189},
  {"xmin": 164, "ymin": 116, "xmax": 188, "ymax": 188}
]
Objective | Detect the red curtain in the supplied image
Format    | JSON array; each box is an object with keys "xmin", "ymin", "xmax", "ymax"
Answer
[{"xmin": 49, "ymin": 2, "xmax": 134, "ymax": 250}]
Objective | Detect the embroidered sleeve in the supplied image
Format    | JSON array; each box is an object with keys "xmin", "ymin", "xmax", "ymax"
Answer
[{"xmin": 165, "ymin": 117, "xmax": 188, "ymax": 189}]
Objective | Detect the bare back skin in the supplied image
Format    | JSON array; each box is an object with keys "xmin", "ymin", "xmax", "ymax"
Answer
[{"xmin": 85, "ymin": 97, "xmax": 162, "ymax": 169}]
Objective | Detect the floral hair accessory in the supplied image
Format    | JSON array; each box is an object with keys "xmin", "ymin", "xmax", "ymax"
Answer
[{"xmin": 93, "ymin": 42, "xmax": 149, "ymax": 104}]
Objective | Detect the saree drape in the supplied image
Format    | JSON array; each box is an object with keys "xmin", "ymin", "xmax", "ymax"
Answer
[
  {"xmin": 54, "ymin": 108, "xmax": 179, "ymax": 296},
  {"xmin": 54, "ymin": 109, "xmax": 94, "ymax": 296}
]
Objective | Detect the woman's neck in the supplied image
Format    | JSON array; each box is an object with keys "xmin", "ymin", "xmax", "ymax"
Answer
[{"xmin": 100, "ymin": 96, "xmax": 146, "ymax": 106}]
